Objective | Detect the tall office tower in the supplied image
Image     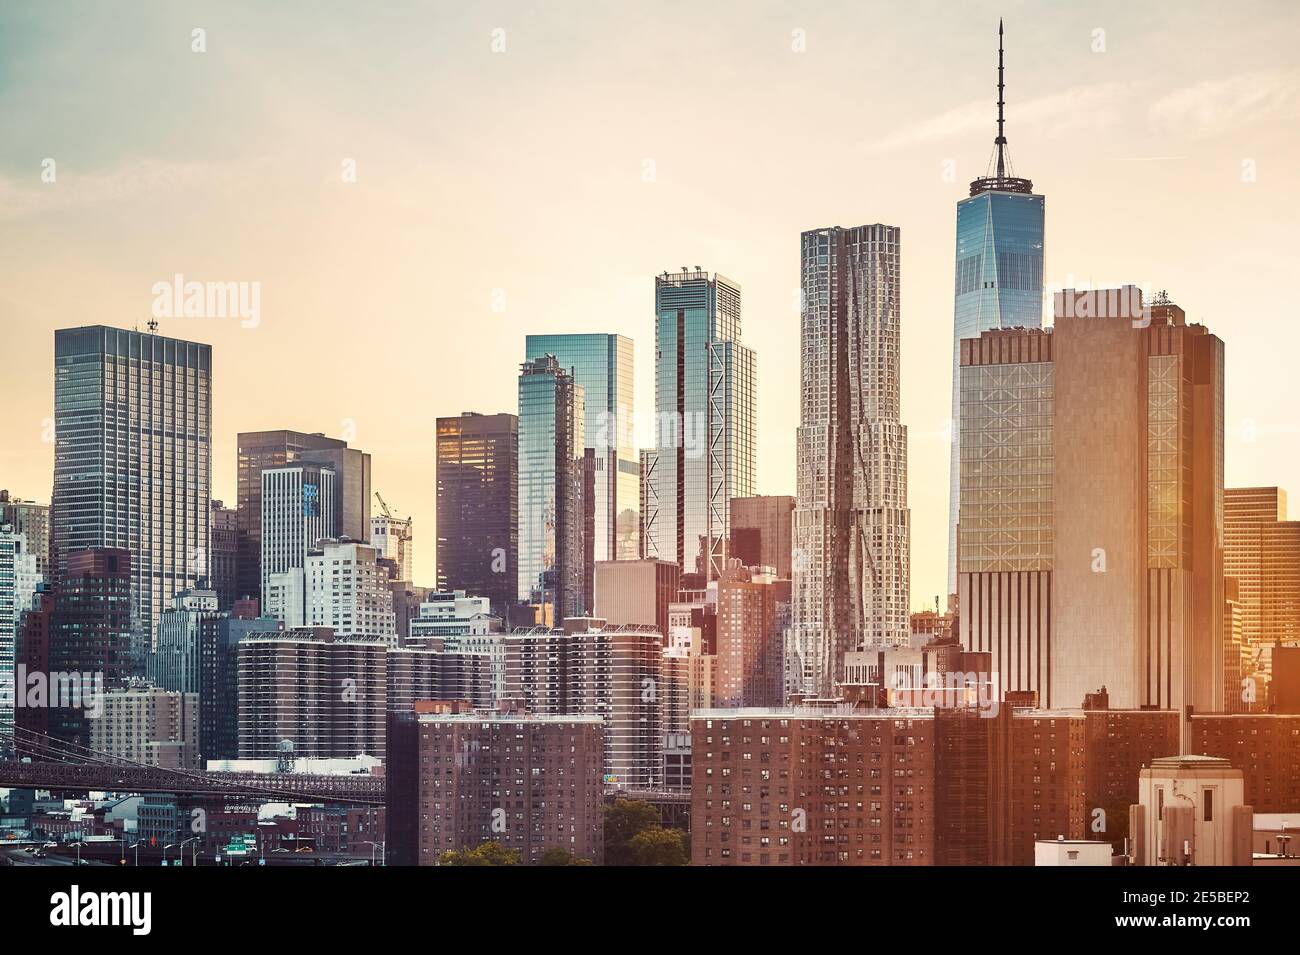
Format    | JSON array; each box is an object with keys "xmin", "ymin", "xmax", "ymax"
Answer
[
  {"xmin": 49, "ymin": 548, "xmax": 134, "ymax": 747},
  {"xmin": 52, "ymin": 326, "xmax": 212, "ymax": 639},
  {"xmin": 0, "ymin": 491, "xmax": 50, "ymax": 577},
  {"xmin": 517, "ymin": 356, "xmax": 586, "ymax": 624},
  {"xmin": 526, "ymin": 335, "xmax": 639, "ymax": 564},
  {"xmin": 649, "ymin": 269, "xmax": 756, "ymax": 579},
  {"xmin": 958, "ymin": 289, "xmax": 1223, "ymax": 737},
  {"xmin": 1223, "ymin": 487, "xmax": 1300, "ymax": 667},
  {"xmin": 209, "ymin": 500, "xmax": 239, "ymax": 610},
  {"xmin": 259, "ymin": 462, "xmax": 336, "ymax": 608},
  {"xmin": 407, "ymin": 712, "xmax": 605, "ymax": 865},
  {"xmin": 305, "ymin": 539, "xmax": 397, "ymax": 646},
  {"xmin": 370, "ymin": 507, "xmax": 413, "ymax": 583},
  {"xmin": 639, "ymin": 449, "xmax": 658, "ymax": 558},
  {"xmin": 237, "ymin": 628, "xmax": 388, "ymax": 759},
  {"xmin": 235, "ymin": 430, "xmax": 349, "ymax": 603},
  {"xmin": 435, "ymin": 412, "xmax": 518, "ymax": 614},
  {"xmin": 503, "ymin": 620, "xmax": 664, "ymax": 789},
  {"xmin": 945, "ymin": 22, "xmax": 1046, "ymax": 597},
  {"xmin": 790, "ymin": 225, "xmax": 911, "ymax": 698},
  {"xmin": 0, "ymin": 527, "xmax": 40, "ymax": 746},
  {"xmin": 729, "ymin": 495, "xmax": 795, "ymax": 578}
]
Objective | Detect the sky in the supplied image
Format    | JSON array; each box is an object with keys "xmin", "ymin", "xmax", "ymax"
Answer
[{"xmin": 2, "ymin": 0, "xmax": 1299, "ymax": 609}]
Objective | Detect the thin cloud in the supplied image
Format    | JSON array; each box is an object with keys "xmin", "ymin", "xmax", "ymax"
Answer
[
  {"xmin": 1148, "ymin": 68, "xmax": 1300, "ymax": 138},
  {"xmin": 864, "ymin": 82, "xmax": 1130, "ymax": 153}
]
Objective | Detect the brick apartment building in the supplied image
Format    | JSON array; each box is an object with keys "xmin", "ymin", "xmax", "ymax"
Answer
[{"xmin": 690, "ymin": 706, "xmax": 935, "ymax": 866}]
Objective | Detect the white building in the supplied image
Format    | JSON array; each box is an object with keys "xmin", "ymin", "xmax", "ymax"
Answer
[
  {"xmin": 304, "ymin": 539, "xmax": 397, "ymax": 647},
  {"xmin": 409, "ymin": 590, "xmax": 502, "ymax": 699},
  {"xmin": 791, "ymin": 225, "xmax": 910, "ymax": 698},
  {"xmin": 1034, "ymin": 839, "xmax": 1114, "ymax": 866},
  {"xmin": 0, "ymin": 525, "xmax": 41, "ymax": 743},
  {"xmin": 1131, "ymin": 755, "xmax": 1252, "ymax": 866},
  {"xmin": 370, "ymin": 511, "xmax": 413, "ymax": 582},
  {"xmin": 260, "ymin": 463, "xmax": 336, "ymax": 602}
]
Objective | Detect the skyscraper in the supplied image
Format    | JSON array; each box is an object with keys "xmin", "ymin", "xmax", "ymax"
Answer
[
  {"xmin": 435, "ymin": 412, "xmax": 518, "ymax": 615},
  {"xmin": 525, "ymin": 334, "xmax": 639, "ymax": 564},
  {"xmin": 1223, "ymin": 487, "xmax": 1300, "ymax": 666},
  {"xmin": 517, "ymin": 356, "xmax": 585, "ymax": 623},
  {"xmin": 729, "ymin": 495, "xmax": 795, "ymax": 578},
  {"xmin": 945, "ymin": 21, "xmax": 1046, "ymax": 596},
  {"xmin": 790, "ymin": 225, "xmax": 911, "ymax": 697},
  {"xmin": 957, "ymin": 288, "xmax": 1223, "ymax": 738},
  {"xmin": 648, "ymin": 269, "xmax": 756, "ymax": 579},
  {"xmin": 52, "ymin": 326, "xmax": 212, "ymax": 640},
  {"xmin": 235, "ymin": 430, "xmax": 350, "ymax": 604},
  {"xmin": 0, "ymin": 491, "xmax": 50, "ymax": 578},
  {"xmin": 259, "ymin": 462, "xmax": 336, "ymax": 612}
]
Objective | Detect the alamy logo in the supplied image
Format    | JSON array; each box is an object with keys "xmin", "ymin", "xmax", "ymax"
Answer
[
  {"xmin": 49, "ymin": 886, "xmax": 151, "ymax": 936},
  {"xmin": 151, "ymin": 273, "xmax": 261, "ymax": 328}
]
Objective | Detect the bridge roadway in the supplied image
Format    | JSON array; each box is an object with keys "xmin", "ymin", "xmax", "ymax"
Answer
[{"xmin": 0, "ymin": 760, "xmax": 386, "ymax": 805}]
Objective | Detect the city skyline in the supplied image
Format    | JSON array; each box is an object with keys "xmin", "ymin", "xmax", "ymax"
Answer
[{"xmin": 4, "ymin": 3, "xmax": 1298, "ymax": 610}]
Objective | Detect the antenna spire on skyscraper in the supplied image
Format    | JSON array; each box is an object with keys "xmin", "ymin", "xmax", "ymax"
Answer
[{"xmin": 996, "ymin": 18, "xmax": 1007, "ymax": 179}]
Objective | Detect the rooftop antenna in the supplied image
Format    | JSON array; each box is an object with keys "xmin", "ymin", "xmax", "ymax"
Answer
[
  {"xmin": 147, "ymin": 317, "xmax": 159, "ymax": 335},
  {"xmin": 995, "ymin": 19, "xmax": 1007, "ymax": 180}
]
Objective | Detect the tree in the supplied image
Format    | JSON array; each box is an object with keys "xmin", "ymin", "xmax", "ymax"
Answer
[
  {"xmin": 626, "ymin": 827, "xmax": 689, "ymax": 866},
  {"xmin": 438, "ymin": 841, "xmax": 520, "ymax": 866},
  {"xmin": 603, "ymin": 800, "xmax": 663, "ymax": 866},
  {"xmin": 538, "ymin": 846, "xmax": 593, "ymax": 866}
]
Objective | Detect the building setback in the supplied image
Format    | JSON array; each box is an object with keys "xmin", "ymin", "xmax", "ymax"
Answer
[
  {"xmin": 413, "ymin": 713, "xmax": 604, "ymax": 865},
  {"xmin": 436, "ymin": 412, "xmax": 518, "ymax": 615}
]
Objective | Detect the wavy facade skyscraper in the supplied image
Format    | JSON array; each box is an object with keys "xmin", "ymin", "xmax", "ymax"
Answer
[{"xmin": 791, "ymin": 224, "xmax": 910, "ymax": 698}]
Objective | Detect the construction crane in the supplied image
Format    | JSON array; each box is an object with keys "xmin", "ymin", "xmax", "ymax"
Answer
[{"xmin": 374, "ymin": 491, "xmax": 412, "ymax": 544}]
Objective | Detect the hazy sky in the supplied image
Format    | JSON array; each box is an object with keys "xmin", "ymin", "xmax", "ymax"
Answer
[{"xmin": 3, "ymin": 0, "xmax": 1299, "ymax": 608}]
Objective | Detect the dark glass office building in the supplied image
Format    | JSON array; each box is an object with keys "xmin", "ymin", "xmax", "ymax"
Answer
[
  {"xmin": 52, "ymin": 326, "xmax": 212, "ymax": 641},
  {"xmin": 435, "ymin": 412, "xmax": 518, "ymax": 615}
]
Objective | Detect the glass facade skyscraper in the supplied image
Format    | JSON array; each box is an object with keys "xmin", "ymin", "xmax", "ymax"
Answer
[
  {"xmin": 648, "ymin": 270, "xmax": 755, "ymax": 578},
  {"xmin": 525, "ymin": 334, "xmax": 639, "ymax": 564},
  {"xmin": 52, "ymin": 326, "xmax": 212, "ymax": 643},
  {"xmin": 517, "ymin": 355, "xmax": 585, "ymax": 624},
  {"xmin": 945, "ymin": 24, "xmax": 1045, "ymax": 596}
]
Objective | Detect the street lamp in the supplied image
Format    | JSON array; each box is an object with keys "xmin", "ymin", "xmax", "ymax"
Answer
[
  {"xmin": 71, "ymin": 841, "xmax": 87, "ymax": 866},
  {"xmin": 179, "ymin": 837, "xmax": 199, "ymax": 867},
  {"xmin": 163, "ymin": 843, "xmax": 176, "ymax": 866},
  {"xmin": 362, "ymin": 840, "xmax": 386, "ymax": 866}
]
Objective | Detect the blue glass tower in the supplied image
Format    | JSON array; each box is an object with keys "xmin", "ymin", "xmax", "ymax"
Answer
[{"xmin": 946, "ymin": 21, "xmax": 1045, "ymax": 595}]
